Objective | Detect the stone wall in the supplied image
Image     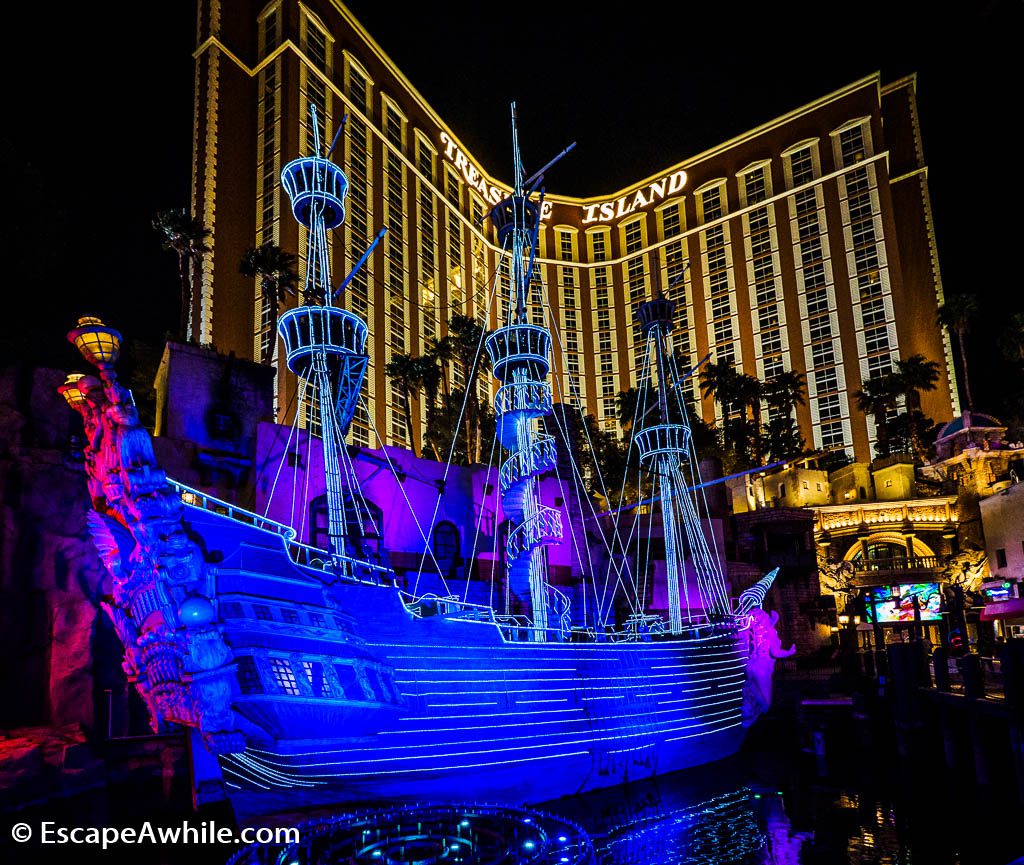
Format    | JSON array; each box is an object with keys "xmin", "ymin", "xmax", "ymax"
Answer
[{"xmin": 0, "ymin": 364, "xmax": 110, "ymax": 731}]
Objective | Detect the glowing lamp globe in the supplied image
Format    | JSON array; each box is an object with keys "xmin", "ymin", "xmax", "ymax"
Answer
[
  {"xmin": 58, "ymin": 373, "xmax": 86, "ymax": 409},
  {"xmin": 178, "ymin": 595, "xmax": 217, "ymax": 627},
  {"xmin": 68, "ymin": 316, "xmax": 122, "ymax": 370}
]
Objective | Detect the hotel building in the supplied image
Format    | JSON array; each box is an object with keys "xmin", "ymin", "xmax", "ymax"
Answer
[{"xmin": 191, "ymin": 0, "xmax": 957, "ymax": 463}]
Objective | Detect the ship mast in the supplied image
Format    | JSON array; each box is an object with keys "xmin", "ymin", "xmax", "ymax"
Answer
[
  {"xmin": 485, "ymin": 105, "xmax": 565, "ymax": 640},
  {"xmin": 277, "ymin": 106, "xmax": 371, "ymax": 577},
  {"xmin": 634, "ymin": 290, "xmax": 732, "ymax": 632}
]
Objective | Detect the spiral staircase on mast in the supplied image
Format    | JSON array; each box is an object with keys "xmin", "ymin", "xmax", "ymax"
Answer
[{"xmin": 485, "ymin": 114, "xmax": 569, "ymax": 640}]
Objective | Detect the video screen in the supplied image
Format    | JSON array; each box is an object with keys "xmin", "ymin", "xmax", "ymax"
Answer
[{"xmin": 865, "ymin": 582, "xmax": 942, "ymax": 623}]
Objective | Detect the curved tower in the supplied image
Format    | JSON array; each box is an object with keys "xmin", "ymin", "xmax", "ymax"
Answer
[
  {"xmin": 276, "ymin": 106, "xmax": 370, "ymax": 575},
  {"xmin": 485, "ymin": 107, "xmax": 564, "ymax": 639}
]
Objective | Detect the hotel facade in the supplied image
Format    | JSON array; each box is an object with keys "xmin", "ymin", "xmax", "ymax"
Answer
[{"xmin": 191, "ymin": 0, "xmax": 958, "ymax": 463}]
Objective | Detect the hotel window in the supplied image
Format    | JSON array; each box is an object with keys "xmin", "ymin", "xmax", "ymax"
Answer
[
  {"xmin": 444, "ymin": 166, "xmax": 461, "ymax": 207},
  {"xmin": 253, "ymin": 604, "xmax": 273, "ymax": 621},
  {"xmin": 741, "ymin": 164, "xmax": 770, "ymax": 207},
  {"xmin": 838, "ymin": 122, "xmax": 870, "ymax": 167},
  {"xmin": 221, "ymin": 601, "xmax": 244, "ymax": 618},
  {"xmin": 254, "ymin": 8, "xmax": 283, "ymax": 368},
  {"xmin": 623, "ymin": 219, "xmax": 644, "ymax": 254},
  {"xmin": 308, "ymin": 612, "xmax": 326, "ymax": 628},
  {"xmin": 784, "ymin": 141, "xmax": 819, "ymax": 188},
  {"xmin": 280, "ymin": 608, "xmax": 300, "ymax": 624},
  {"xmin": 660, "ymin": 202, "xmax": 683, "ymax": 239},
  {"xmin": 341, "ymin": 56, "xmax": 374, "ymax": 447},
  {"xmin": 557, "ymin": 228, "xmax": 575, "ymax": 261},
  {"xmin": 698, "ymin": 183, "xmax": 726, "ymax": 223},
  {"xmin": 665, "ymin": 240, "xmax": 692, "ymax": 359},
  {"xmin": 269, "ymin": 658, "xmax": 301, "ymax": 696},
  {"xmin": 589, "ymin": 230, "xmax": 610, "ymax": 262},
  {"xmin": 235, "ymin": 656, "xmax": 263, "ymax": 695},
  {"xmin": 382, "ymin": 95, "xmax": 405, "ymax": 151},
  {"xmin": 345, "ymin": 55, "xmax": 370, "ymax": 113}
]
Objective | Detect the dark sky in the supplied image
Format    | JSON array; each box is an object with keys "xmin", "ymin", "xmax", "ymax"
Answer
[{"xmin": 4, "ymin": 1, "xmax": 1020, "ymax": 418}]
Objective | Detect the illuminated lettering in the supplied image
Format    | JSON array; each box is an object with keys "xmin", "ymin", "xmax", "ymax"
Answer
[
  {"xmin": 581, "ymin": 169, "xmax": 689, "ymax": 224},
  {"xmin": 440, "ymin": 133, "xmax": 689, "ymax": 226},
  {"xmin": 668, "ymin": 169, "xmax": 687, "ymax": 195}
]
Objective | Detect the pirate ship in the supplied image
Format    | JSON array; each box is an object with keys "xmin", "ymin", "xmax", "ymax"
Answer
[{"xmin": 61, "ymin": 105, "xmax": 789, "ymax": 814}]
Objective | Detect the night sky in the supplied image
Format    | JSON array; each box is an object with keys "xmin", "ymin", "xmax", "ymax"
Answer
[{"xmin": 3, "ymin": 1, "xmax": 1020, "ymax": 420}]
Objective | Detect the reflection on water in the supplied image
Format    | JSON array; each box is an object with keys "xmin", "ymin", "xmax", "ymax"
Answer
[
  {"xmin": 7, "ymin": 715, "xmax": 1022, "ymax": 865},
  {"xmin": 597, "ymin": 787, "xmax": 774, "ymax": 865},
  {"xmin": 227, "ymin": 750, "xmax": 1023, "ymax": 865}
]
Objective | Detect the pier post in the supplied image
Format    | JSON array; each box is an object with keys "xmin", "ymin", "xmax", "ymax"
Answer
[
  {"xmin": 933, "ymin": 646, "xmax": 951, "ymax": 691},
  {"xmin": 887, "ymin": 641, "xmax": 927, "ymax": 760}
]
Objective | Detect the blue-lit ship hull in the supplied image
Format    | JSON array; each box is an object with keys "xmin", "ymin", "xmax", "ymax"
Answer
[{"xmin": 185, "ymin": 506, "xmax": 749, "ymax": 809}]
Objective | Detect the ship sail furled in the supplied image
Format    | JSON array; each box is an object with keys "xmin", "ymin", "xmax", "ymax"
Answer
[
  {"xmin": 633, "ymin": 294, "xmax": 732, "ymax": 633},
  {"xmin": 484, "ymin": 105, "xmax": 568, "ymax": 640}
]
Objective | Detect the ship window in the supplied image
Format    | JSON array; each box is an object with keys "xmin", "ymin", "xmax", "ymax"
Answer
[
  {"xmin": 334, "ymin": 664, "xmax": 366, "ymax": 700},
  {"xmin": 253, "ymin": 605, "xmax": 274, "ymax": 621},
  {"xmin": 333, "ymin": 616, "xmax": 353, "ymax": 633},
  {"xmin": 302, "ymin": 660, "xmax": 332, "ymax": 697},
  {"xmin": 432, "ymin": 521, "xmax": 459, "ymax": 572},
  {"xmin": 309, "ymin": 612, "xmax": 326, "ymax": 628},
  {"xmin": 236, "ymin": 656, "xmax": 263, "ymax": 695},
  {"xmin": 221, "ymin": 601, "xmax": 244, "ymax": 618},
  {"xmin": 269, "ymin": 658, "xmax": 301, "ymax": 695},
  {"xmin": 366, "ymin": 669, "xmax": 387, "ymax": 701},
  {"xmin": 280, "ymin": 608, "xmax": 300, "ymax": 624}
]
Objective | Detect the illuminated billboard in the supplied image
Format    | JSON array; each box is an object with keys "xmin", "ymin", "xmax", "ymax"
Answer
[{"xmin": 865, "ymin": 583, "xmax": 942, "ymax": 623}]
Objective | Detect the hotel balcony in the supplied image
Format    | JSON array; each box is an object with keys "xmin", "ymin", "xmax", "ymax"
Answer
[{"xmin": 849, "ymin": 554, "xmax": 948, "ymax": 587}]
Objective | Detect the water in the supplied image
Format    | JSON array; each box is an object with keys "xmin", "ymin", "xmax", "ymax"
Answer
[
  {"xmin": 224, "ymin": 716, "xmax": 1024, "ymax": 865},
  {"xmin": 4, "ymin": 718, "xmax": 1023, "ymax": 865}
]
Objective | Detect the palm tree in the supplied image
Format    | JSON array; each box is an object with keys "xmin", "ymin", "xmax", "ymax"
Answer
[
  {"xmin": 414, "ymin": 354, "xmax": 443, "ymax": 460},
  {"xmin": 153, "ymin": 208, "xmax": 211, "ymax": 340},
  {"xmin": 384, "ymin": 352, "xmax": 424, "ymax": 457},
  {"xmin": 764, "ymin": 369, "xmax": 806, "ymax": 420},
  {"xmin": 447, "ymin": 314, "xmax": 489, "ymax": 463},
  {"xmin": 732, "ymin": 372, "xmax": 765, "ymax": 464},
  {"xmin": 895, "ymin": 354, "xmax": 940, "ymax": 413},
  {"xmin": 763, "ymin": 369, "xmax": 806, "ymax": 461},
  {"xmin": 700, "ymin": 359, "xmax": 742, "ymax": 451},
  {"xmin": 616, "ymin": 387, "xmax": 643, "ymax": 433},
  {"xmin": 854, "ymin": 373, "xmax": 902, "ymax": 458},
  {"xmin": 426, "ymin": 335, "xmax": 457, "ymax": 405},
  {"xmin": 937, "ymin": 294, "xmax": 978, "ymax": 412},
  {"xmin": 239, "ymin": 243, "xmax": 299, "ymax": 364},
  {"xmin": 999, "ymin": 312, "xmax": 1024, "ymax": 367}
]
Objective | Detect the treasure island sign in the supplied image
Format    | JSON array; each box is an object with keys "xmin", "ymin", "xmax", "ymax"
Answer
[{"xmin": 440, "ymin": 131, "xmax": 687, "ymax": 225}]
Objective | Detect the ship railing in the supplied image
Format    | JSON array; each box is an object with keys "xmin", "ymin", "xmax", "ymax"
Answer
[
  {"xmin": 287, "ymin": 540, "xmax": 396, "ymax": 583},
  {"xmin": 402, "ymin": 592, "xmax": 497, "ymax": 622},
  {"xmin": 170, "ymin": 479, "xmax": 297, "ymax": 541}
]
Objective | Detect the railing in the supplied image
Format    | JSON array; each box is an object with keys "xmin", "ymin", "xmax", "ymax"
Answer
[
  {"xmin": 493, "ymin": 381, "xmax": 552, "ymax": 416},
  {"xmin": 851, "ymin": 555, "xmax": 946, "ymax": 574},
  {"xmin": 499, "ymin": 435, "xmax": 557, "ymax": 494},
  {"xmin": 286, "ymin": 539, "xmax": 394, "ymax": 578},
  {"xmin": 634, "ymin": 423, "xmax": 692, "ymax": 467},
  {"xmin": 170, "ymin": 479, "xmax": 297, "ymax": 541},
  {"xmin": 506, "ymin": 506, "xmax": 563, "ymax": 561}
]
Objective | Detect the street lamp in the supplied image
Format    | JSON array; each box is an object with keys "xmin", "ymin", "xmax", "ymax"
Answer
[
  {"xmin": 57, "ymin": 373, "xmax": 86, "ymax": 409},
  {"xmin": 67, "ymin": 316, "xmax": 121, "ymax": 376}
]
